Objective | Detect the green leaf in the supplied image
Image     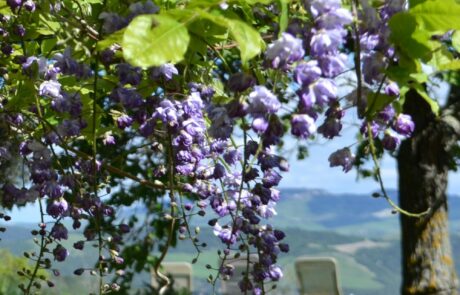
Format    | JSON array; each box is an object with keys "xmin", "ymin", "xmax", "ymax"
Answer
[
  {"xmin": 428, "ymin": 45, "xmax": 455, "ymax": 70},
  {"xmin": 122, "ymin": 14, "xmax": 190, "ymax": 68},
  {"xmin": 196, "ymin": 11, "xmax": 264, "ymax": 65},
  {"xmin": 410, "ymin": 0, "xmax": 460, "ymax": 31},
  {"xmin": 390, "ymin": 0, "xmax": 460, "ymax": 60},
  {"xmin": 226, "ymin": 18, "xmax": 265, "ymax": 65},
  {"xmin": 8, "ymin": 80, "xmax": 36, "ymax": 111},
  {"xmin": 389, "ymin": 13, "xmax": 432, "ymax": 59},
  {"xmin": 452, "ymin": 30, "xmax": 460, "ymax": 52},
  {"xmin": 409, "ymin": 0, "xmax": 430, "ymax": 7},
  {"xmin": 438, "ymin": 60, "xmax": 460, "ymax": 70},
  {"xmin": 187, "ymin": 18, "xmax": 228, "ymax": 44},
  {"xmin": 278, "ymin": 0, "xmax": 289, "ymax": 34},
  {"xmin": 365, "ymin": 92, "xmax": 396, "ymax": 119},
  {"xmin": 97, "ymin": 29, "xmax": 125, "ymax": 51},
  {"xmin": 412, "ymin": 84, "xmax": 440, "ymax": 115},
  {"xmin": 408, "ymin": 72, "xmax": 428, "ymax": 83},
  {"xmin": 41, "ymin": 38, "xmax": 57, "ymax": 55}
]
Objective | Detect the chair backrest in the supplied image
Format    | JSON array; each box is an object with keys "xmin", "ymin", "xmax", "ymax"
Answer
[
  {"xmin": 151, "ymin": 262, "xmax": 193, "ymax": 293},
  {"xmin": 220, "ymin": 254, "xmax": 258, "ymax": 295},
  {"xmin": 295, "ymin": 257, "xmax": 342, "ymax": 295}
]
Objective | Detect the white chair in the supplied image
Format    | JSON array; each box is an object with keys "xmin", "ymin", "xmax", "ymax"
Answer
[
  {"xmin": 295, "ymin": 257, "xmax": 342, "ymax": 295},
  {"xmin": 220, "ymin": 255, "xmax": 256, "ymax": 295},
  {"xmin": 151, "ymin": 262, "xmax": 193, "ymax": 293},
  {"xmin": 220, "ymin": 254, "xmax": 276, "ymax": 294}
]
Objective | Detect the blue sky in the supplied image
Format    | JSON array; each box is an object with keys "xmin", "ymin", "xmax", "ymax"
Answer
[{"xmin": 282, "ymin": 128, "xmax": 460, "ymax": 194}]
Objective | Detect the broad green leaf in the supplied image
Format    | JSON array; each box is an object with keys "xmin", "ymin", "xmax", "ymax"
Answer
[
  {"xmin": 122, "ymin": 14, "xmax": 190, "ymax": 68},
  {"xmin": 8, "ymin": 80, "xmax": 36, "ymax": 111},
  {"xmin": 365, "ymin": 92, "xmax": 396, "ymax": 119},
  {"xmin": 412, "ymin": 84, "xmax": 440, "ymax": 115},
  {"xmin": 81, "ymin": 94, "xmax": 105, "ymax": 144},
  {"xmin": 389, "ymin": 13, "xmax": 431, "ymax": 59},
  {"xmin": 97, "ymin": 29, "xmax": 125, "ymax": 51},
  {"xmin": 438, "ymin": 60, "xmax": 460, "ymax": 70},
  {"xmin": 278, "ymin": 0, "xmax": 289, "ymax": 34},
  {"xmin": 410, "ymin": 0, "xmax": 460, "ymax": 31},
  {"xmin": 41, "ymin": 38, "xmax": 57, "ymax": 55},
  {"xmin": 409, "ymin": 0, "xmax": 428, "ymax": 7},
  {"xmin": 390, "ymin": 0, "xmax": 460, "ymax": 60},
  {"xmin": 226, "ymin": 18, "xmax": 265, "ymax": 65},
  {"xmin": 452, "ymin": 31, "xmax": 460, "ymax": 52},
  {"xmin": 196, "ymin": 11, "xmax": 265, "ymax": 65},
  {"xmin": 409, "ymin": 72, "xmax": 428, "ymax": 83},
  {"xmin": 187, "ymin": 18, "xmax": 228, "ymax": 44},
  {"xmin": 428, "ymin": 45, "xmax": 454, "ymax": 70},
  {"xmin": 38, "ymin": 15, "xmax": 60, "ymax": 35}
]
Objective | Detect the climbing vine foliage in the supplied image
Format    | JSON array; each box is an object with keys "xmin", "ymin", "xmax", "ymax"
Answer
[{"xmin": 0, "ymin": 0, "xmax": 459, "ymax": 294}]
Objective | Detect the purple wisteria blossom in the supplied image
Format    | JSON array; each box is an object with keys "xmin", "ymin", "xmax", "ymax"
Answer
[
  {"xmin": 248, "ymin": 86, "xmax": 281, "ymax": 115},
  {"xmin": 51, "ymin": 223, "xmax": 69, "ymax": 240},
  {"xmin": 328, "ymin": 148, "xmax": 355, "ymax": 172},
  {"xmin": 39, "ymin": 80, "xmax": 61, "ymax": 98},
  {"xmin": 382, "ymin": 130, "xmax": 401, "ymax": 151},
  {"xmin": 393, "ymin": 114, "xmax": 415, "ymax": 136},
  {"xmin": 150, "ymin": 63, "xmax": 178, "ymax": 80},
  {"xmin": 53, "ymin": 245, "xmax": 69, "ymax": 262},
  {"xmin": 385, "ymin": 82, "xmax": 400, "ymax": 97},
  {"xmin": 291, "ymin": 114, "xmax": 317, "ymax": 139},
  {"xmin": 265, "ymin": 33, "xmax": 305, "ymax": 69},
  {"xmin": 295, "ymin": 60, "xmax": 322, "ymax": 86}
]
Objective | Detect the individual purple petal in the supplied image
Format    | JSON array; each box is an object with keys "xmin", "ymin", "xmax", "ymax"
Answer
[
  {"xmin": 385, "ymin": 82, "xmax": 400, "ymax": 97},
  {"xmin": 262, "ymin": 169, "xmax": 282, "ymax": 188},
  {"xmin": 182, "ymin": 92, "xmax": 203, "ymax": 118},
  {"xmin": 316, "ymin": 8, "xmax": 353, "ymax": 29},
  {"xmin": 317, "ymin": 53, "xmax": 347, "ymax": 77},
  {"xmin": 378, "ymin": 105, "xmax": 396, "ymax": 123},
  {"xmin": 53, "ymin": 245, "xmax": 69, "ymax": 262},
  {"xmin": 265, "ymin": 33, "xmax": 305, "ymax": 69},
  {"xmin": 117, "ymin": 114, "xmax": 133, "ymax": 129},
  {"xmin": 294, "ymin": 60, "xmax": 322, "ymax": 86},
  {"xmin": 393, "ymin": 114, "xmax": 415, "ymax": 137},
  {"xmin": 318, "ymin": 118, "xmax": 342, "ymax": 139},
  {"xmin": 213, "ymin": 223, "xmax": 237, "ymax": 245},
  {"xmin": 360, "ymin": 33, "xmax": 380, "ymax": 52},
  {"xmin": 103, "ymin": 132, "xmax": 116, "ymax": 145},
  {"xmin": 51, "ymin": 223, "xmax": 68, "ymax": 240},
  {"xmin": 291, "ymin": 114, "xmax": 317, "ymax": 139},
  {"xmin": 39, "ymin": 80, "xmax": 62, "ymax": 98},
  {"xmin": 248, "ymin": 86, "xmax": 280, "ymax": 115},
  {"xmin": 252, "ymin": 117, "xmax": 269, "ymax": 134},
  {"xmin": 328, "ymin": 147, "xmax": 355, "ymax": 172},
  {"xmin": 308, "ymin": 0, "xmax": 341, "ymax": 17},
  {"xmin": 150, "ymin": 63, "xmax": 178, "ymax": 80},
  {"xmin": 360, "ymin": 121, "xmax": 380, "ymax": 138},
  {"xmin": 310, "ymin": 29, "xmax": 345, "ymax": 56},
  {"xmin": 382, "ymin": 130, "xmax": 401, "ymax": 151}
]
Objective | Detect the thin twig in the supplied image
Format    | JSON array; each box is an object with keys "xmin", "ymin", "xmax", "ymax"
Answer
[{"xmin": 366, "ymin": 122, "xmax": 430, "ymax": 217}]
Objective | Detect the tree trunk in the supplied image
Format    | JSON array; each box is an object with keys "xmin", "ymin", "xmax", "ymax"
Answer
[{"xmin": 398, "ymin": 90, "xmax": 459, "ymax": 295}]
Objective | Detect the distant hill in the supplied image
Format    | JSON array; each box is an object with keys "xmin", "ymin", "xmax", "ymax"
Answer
[
  {"xmin": 276, "ymin": 188, "xmax": 460, "ymax": 237},
  {"xmin": 2, "ymin": 188, "xmax": 460, "ymax": 294}
]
